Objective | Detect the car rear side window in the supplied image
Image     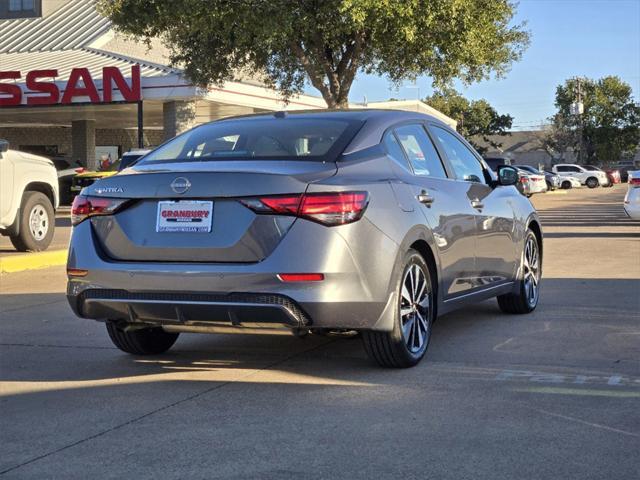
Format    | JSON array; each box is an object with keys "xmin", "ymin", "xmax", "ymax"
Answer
[
  {"xmin": 393, "ymin": 124, "xmax": 447, "ymax": 178},
  {"xmin": 139, "ymin": 118, "xmax": 362, "ymax": 164},
  {"xmin": 431, "ymin": 126, "xmax": 486, "ymax": 184},
  {"xmin": 383, "ymin": 131, "xmax": 411, "ymax": 170},
  {"xmin": 557, "ymin": 165, "xmax": 580, "ymax": 173}
]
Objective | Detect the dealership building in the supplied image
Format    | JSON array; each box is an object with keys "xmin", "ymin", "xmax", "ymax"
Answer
[{"xmin": 0, "ymin": 0, "xmax": 455, "ymax": 169}]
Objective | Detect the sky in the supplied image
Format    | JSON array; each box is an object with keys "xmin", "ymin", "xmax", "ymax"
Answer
[{"xmin": 328, "ymin": 0, "xmax": 640, "ymax": 130}]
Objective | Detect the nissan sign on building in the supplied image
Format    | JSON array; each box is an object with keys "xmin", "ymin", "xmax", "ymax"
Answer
[{"xmin": 0, "ymin": 66, "xmax": 141, "ymax": 106}]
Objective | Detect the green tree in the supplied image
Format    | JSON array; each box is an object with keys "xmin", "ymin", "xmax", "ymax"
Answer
[
  {"xmin": 425, "ymin": 88, "xmax": 513, "ymax": 153},
  {"xmin": 98, "ymin": 0, "xmax": 529, "ymax": 108},
  {"xmin": 541, "ymin": 115, "xmax": 577, "ymax": 163},
  {"xmin": 548, "ymin": 76, "xmax": 640, "ymax": 163}
]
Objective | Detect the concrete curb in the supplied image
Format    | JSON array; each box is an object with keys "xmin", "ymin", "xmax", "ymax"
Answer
[{"xmin": 0, "ymin": 249, "xmax": 67, "ymax": 274}]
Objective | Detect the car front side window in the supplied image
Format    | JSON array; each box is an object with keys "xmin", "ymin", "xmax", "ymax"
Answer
[
  {"xmin": 393, "ymin": 124, "xmax": 447, "ymax": 179},
  {"xmin": 431, "ymin": 126, "xmax": 486, "ymax": 184}
]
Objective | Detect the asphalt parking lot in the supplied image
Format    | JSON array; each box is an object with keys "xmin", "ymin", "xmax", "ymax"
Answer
[{"xmin": 1, "ymin": 185, "xmax": 639, "ymax": 479}]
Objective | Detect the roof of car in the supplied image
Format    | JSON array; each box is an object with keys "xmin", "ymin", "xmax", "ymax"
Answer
[{"xmin": 213, "ymin": 108, "xmax": 446, "ymax": 124}]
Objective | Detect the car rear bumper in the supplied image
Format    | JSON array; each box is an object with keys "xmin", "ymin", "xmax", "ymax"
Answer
[
  {"xmin": 527, "ymin": 183, "xmax": 548, "ymax": 195},
  {"xmin": 66, "ymin": 217, "xmax": 400, "ymax": 331},
  {"xmin": 68, "ymin": 289, "xmax": 310, "ymax": 330}
]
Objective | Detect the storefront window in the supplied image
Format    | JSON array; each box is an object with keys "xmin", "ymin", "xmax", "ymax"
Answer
[{"xmin": 3, "ymin": 0, "xmax": 39, "ymax": 18}]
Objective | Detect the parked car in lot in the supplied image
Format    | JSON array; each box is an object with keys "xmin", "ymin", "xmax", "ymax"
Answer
[
  {"xmin": 71, "ymin": 166, "xmax": 117, "ymax": 195},
  {"xmin": 582, "ymin": 165, "xmax": 618, "ymax": 187},
  {"xmin": 515, "ymin": 165, "xmax": 559, "ymax": 191},
  {"xmin": 483, "ymin": 157, "xmax": 542, "ymax": 196},
  {"xmin": 514, "ymin": 166, "xmax": 548, "ymax": 197},
  {"xmin": 552, "ymin": 163, "xmax": 608, "ymax": 188},
  {"xmin": 53, "ymin": 158, "xmax": 85, "ymax": 205},
  {"xmin": 116, "ymin": 148, "xmax": 152, "ymax": 171},
  {"xmin": 615, "ymin": 161, "xmax": 640, "ymax": 183},
  {"xmin": 483, "ymin": 156, "xmax": 509, "ymax": 172},
  {"xmin": 70, "ymin": 149, "xmax": 153, "ymax": 196},
  {"xmin": 604, "ymin": 168, "xmax": 621, "ymax": 186},
  {"xmin": 623, "ymin": 171, "xmax": 640, "ymax": 220},
  {"xmin": 0, "ymin": 140, "xmax": 59, "ymax": 251},
  {"xmin": 67, "ymin": 110, "xmax": 543, "ymax": 368},
  {"xmin": 546, "ymin": 170, "xmax": 581, "ymax": 189}
]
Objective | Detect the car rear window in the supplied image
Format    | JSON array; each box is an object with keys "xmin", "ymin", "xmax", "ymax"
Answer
[{"xmin": 138, "ymin": 118, "xmax": 362, "ymax": 164}]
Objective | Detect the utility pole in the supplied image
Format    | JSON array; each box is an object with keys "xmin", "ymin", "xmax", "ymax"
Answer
[{"xmin": 570, "ymin": 77, "xmax": 585, "ymax": 163}]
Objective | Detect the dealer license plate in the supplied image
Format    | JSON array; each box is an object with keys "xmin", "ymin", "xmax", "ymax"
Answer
[{"xmin": 156, "ymin": 200, "xmax": 213, "ymax": 233}]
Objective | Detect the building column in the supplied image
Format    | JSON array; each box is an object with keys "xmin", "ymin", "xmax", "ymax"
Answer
[
  {"xmin": 163, "ymin": 101, "xmax": 197, "ymax": 140},
  {"xmin": 72, "ymin": 119, "xmax": 96, "ymax": 169}
]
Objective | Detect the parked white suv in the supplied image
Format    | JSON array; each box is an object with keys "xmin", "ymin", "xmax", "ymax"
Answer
[
  {"xmin": 0, "ymin": 140, "xmax": 59, "ymax": 251},
  {"xmin": 552, "ymin": 163, "xmax": 608, "ymax": 188}
]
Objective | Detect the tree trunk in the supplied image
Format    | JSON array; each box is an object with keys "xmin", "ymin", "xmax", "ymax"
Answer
[{"xmin": 291, "ymin": 34, "xmax": 363, "ymax": 110}]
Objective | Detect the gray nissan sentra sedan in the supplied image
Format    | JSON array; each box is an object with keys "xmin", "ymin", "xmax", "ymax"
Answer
[{"xmin": 67, "ymin": 110, "xmax": 542, "ymax": 368}]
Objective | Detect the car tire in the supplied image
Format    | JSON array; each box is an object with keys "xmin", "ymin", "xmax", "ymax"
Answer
[
  {"xmin": 561, "ymin": 181, "xmax": 572, "ymax": 189},
  {"xmin": 9, "ymin": 191, "xmax": 55, "ymax": 252},
  {"xmin": 362, "ymin": 249, "xmax": 434, "ymax": 368},
  {"xmin": 106, "ymin": 321, "xmax": 179, "ymax": 355},
  {"xmin": 497, "ymin": 230, "xmax": 541, "ymax": 314},
  {"xmin": 586, "ymin": 177, "xmax": 599, "ymax": 188}
]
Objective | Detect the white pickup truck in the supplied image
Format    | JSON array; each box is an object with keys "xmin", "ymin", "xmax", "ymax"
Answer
[{"xmin": 0, "ymin": 140, "xmax": 59, "ymax": 251}]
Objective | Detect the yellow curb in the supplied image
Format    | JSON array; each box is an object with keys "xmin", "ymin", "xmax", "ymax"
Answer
[
  {"xmin": 0, "ymin": 249, "xmax": 67, "ymax": 274},
  {"xmin": 546, "ymin": 190, "xmax": 568, "ymax": 195}
]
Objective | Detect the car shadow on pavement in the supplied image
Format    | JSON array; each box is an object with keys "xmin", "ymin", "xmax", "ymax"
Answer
[
  {"xmin": 1, "ymin": 278, "xmax": 639, "ymax": 475},
  {"xmin": 1, "ymin": 276, "xmax": 638, "ymax": 392}
]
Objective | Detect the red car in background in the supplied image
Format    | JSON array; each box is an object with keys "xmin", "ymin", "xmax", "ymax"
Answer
[
  {"xmin": 605, "ymin": 168, "xmax": 621, "ymax": 185},
  {"xmin": 584, "ymin": 165, "xmax": 620, "ymax": 187}
]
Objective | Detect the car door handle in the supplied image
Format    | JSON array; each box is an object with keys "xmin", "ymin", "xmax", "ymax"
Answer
[
  {"xmin": 470, "ymin": 199, "xmax": 484, "ymax": 210},
  {"xmin": 416, "ymin": 192, "xmax": 434, "ymax": 206}
]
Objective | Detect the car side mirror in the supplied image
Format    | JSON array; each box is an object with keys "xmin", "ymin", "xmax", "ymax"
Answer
[
  {"xmin": 0, "ymin": 139, "xmax": 9, "ymax": 153},
  {"xmin": 497, "ymin": 165, "xmax": 519, "ymax": 186}
]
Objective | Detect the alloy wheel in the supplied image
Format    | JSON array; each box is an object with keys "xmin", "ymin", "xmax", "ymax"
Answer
[
  {"xmin": 523, "ymin": 235, "xmax": 540, "ymax": 307},
  {"xmin": 29, "ymin": 204, "xmax": 49, "ymax": 241},
  {"xmin": 400, "ymin": 264, "xmax": 431, "ymax": 353}
]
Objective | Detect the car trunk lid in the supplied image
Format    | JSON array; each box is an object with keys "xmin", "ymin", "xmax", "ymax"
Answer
[{"xmin": 85, "ymin": 160, "xmax": 337, "ymax": 263}]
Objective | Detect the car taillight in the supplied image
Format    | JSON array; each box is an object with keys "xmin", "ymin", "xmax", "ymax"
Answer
[
  {"xmin": 519, "ymin": 176, "xmax": 529, "ymax": 184},
  {"xmin": 71, "ymin": 195, "xmax": 129, "ymax": 226},
  {"xmin": 240, "ymin": 191, "xmax": 369, "ymax": 226},
  {"xmin": 74, "ymin": 167, "xmax": 85, "ymax": 173},
  {"xmin": 630, "ymin": 177, "xmax": 640, "ymax": 186}
]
